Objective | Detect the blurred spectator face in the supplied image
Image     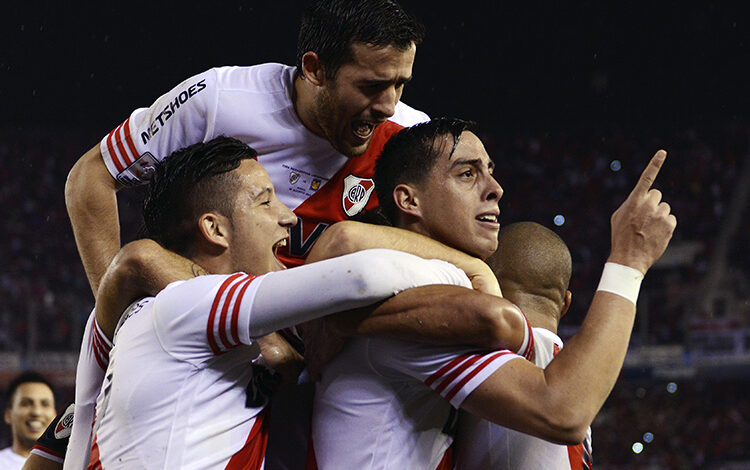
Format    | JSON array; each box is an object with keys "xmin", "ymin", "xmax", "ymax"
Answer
[{"xmin": 4, "ymin": 382, "xmax": 56, "ymax": 449}]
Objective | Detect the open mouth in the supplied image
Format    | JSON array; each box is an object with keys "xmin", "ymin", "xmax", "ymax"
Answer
[
  {"xmin": 352, "ymin": 120, "xmax": 377, "ymax": 140},
  {"xmin": 273, "ymin": 238, "xmax": 288, "ymax": 257},
  {"xmin": 26, "ymin": 419, "xmax": 46, "ymax": 432},
  {"xmin": 476, "ymin": 213, "xmax": 500, "ymax": 227}
]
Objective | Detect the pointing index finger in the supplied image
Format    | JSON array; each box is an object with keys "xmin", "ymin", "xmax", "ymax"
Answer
[{"xmin": 631, "ymin": 150, "xmax": 667, "ymax": 196}]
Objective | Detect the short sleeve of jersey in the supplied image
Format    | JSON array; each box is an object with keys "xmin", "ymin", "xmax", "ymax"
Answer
[
  {"xmin": 99, "ymin": 68, "xmax": 219, "ymax": 185},
  {"xmin": 369, "ymin": 339, "xmax": 523, "ymax": 409},
  {"xmin": 152, "ymin": 273, "xmax": 263, "ymax": 364}
]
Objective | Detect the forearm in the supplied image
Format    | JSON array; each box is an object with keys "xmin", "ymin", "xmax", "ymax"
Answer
[
  {"xmin": 307, "ymin": 221, "xmax": 501, "ymax": 296},
  {"xmin": 347, "ymin": 285, "xmax": 526, "ymax": 351},
  {"xmin": 65, "ymin": 144, "xmax": 122, "ymax": 296},
  {"xmin": 249, "ymin": 249, "xmax": 471, "ymax": 337},
  {"xmin": 540, "ymin": 290, "xmax": 636, "ymax": 433}
]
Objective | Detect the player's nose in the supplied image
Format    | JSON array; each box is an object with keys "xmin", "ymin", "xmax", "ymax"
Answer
[
  {"xmin": 278, "ymin": 203, "xmax": 298, "ymax": 228},
  {"xmin": 371, "ymin": 87, "xmax": 398, "ymax": 119},
  {"xmin": 485, "ymin": 175, "xmax": 503, "ymax": 201}
]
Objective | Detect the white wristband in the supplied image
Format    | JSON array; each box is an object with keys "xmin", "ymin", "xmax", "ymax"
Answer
[{"xmin": 596, "ymin": 262, "xmax": 644, "ymax": 305}]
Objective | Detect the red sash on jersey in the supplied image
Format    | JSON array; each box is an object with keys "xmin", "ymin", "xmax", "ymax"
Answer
[
  {"xmin": 225, "ymin": 411, "xmax": 269, "ymax": 470},
  {"xmin": 276, "ymin": 121, "xmax": 404, "ymax": 267}
]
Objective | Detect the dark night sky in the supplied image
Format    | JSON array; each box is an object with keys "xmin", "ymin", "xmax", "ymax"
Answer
[{"xmin": 2, "ymin": 1, "xmax": 748, "ymax": 134}]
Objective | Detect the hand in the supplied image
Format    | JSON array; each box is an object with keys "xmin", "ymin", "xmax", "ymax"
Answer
[
  {"xmin": 608, "ymin": 150, "xmax": 677, "ymax": 274},
  {"xmin": 465, "ymin": 260, "xmax": 503, "ymax": 297}
]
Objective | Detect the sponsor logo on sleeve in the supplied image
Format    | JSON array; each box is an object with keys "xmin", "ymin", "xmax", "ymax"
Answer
[
  {"xmin": 342, "ymin": 174, "xmax": 375, "ymax": 217},
  {"xmin": 140, "ymin": 78, "xmax": 208, "ymax": 145}
]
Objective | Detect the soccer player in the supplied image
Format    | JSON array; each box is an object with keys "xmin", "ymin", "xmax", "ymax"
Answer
[
  {"xmin": 86, "ymin": 136, "xmax": 478, "ymax": 469},
  {"xmin": 455, "ymin": 221, "xmax": 593, "ymax": 470},
  {"xmin": 310, "ymin": 118, "xmax": 676, "ymax": 469},
  {"xmin": 1, "ymin": 372, "xmax": 56, "ymax": 469},
  {"xmin": 65, "ymin": 0, "xmax": 430, "ymax": 297}
]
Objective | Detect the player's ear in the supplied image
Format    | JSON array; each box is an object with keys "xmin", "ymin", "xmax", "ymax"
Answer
[
  {"xmin": 560, "ymin": 290, "xmax": 572, "ymax": 318},
  {"xmin": 301, "ymin": 51, "xmax": 326, "ymax": 86},
  {"xmin": 197, "ymin": 212, "xmax": 231, "ymax": 251},
  {"xmin": 4, "ymin": 407, "xmax": 11, "ymax": 425},
  {"xmin": 393, "ymin": 183, "xmax": 422, "ymax": 219}
]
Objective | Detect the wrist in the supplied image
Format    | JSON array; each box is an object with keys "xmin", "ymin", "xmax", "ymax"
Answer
[{"xmin": 597, "ymin": 262, "xmax": 644, "ymax": 305}]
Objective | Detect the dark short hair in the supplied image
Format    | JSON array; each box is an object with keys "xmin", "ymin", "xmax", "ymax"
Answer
[
  {"xmin": 143, "ymin": 136, "xmax": 258, "ymax": 257},
  {"xmin": 374, "ymin": 117, "xmax": 476, "ymax": 224},
  {"xmin": 5, "ymin": 371, "xmax": 54, "ymax": 408},
  {"xmin": 296, "ymin": 0, "xmax": 425, "ymax": 79}
]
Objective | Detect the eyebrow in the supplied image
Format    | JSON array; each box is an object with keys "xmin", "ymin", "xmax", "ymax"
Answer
[
  {"xmin": 452, "ymin": 158, "xmax": 495, "ymax": 172},
  {"xmin": 251, "ymin": 187, "xmax": 272, "ymax": 200},
  {"xmin": 361, "ymin": 76, "xmax": 413, "ymax": 87}
]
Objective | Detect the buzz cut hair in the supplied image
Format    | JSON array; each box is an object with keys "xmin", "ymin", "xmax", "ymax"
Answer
[
  {"xmin": 374, "ymin": 117, "xmax": 476, "ymax": 225},
  {"xmin": 143, "ymin": 136, "xmax": 258, "ymax": 257},
  {"xmin": 296, "ymin": 0, "xmax": 425, "ymax": 79}
]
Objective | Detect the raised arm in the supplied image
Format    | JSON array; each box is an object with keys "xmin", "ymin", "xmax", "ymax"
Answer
[
  {"xmin": 307, "ymin": 221, "xmax": 502, "ymax": 296},
  {"xmin": 65, "ymin": 144, "xmax": 123, "ymax": 296},
  {"xmin": 461, "ymin": 150, "xmax": 676, "ymax": 444}
]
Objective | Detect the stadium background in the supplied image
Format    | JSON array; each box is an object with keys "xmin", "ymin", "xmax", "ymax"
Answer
[{"xmin": 2, "ymin": 1, "xmax": 748, "ymax": 468}]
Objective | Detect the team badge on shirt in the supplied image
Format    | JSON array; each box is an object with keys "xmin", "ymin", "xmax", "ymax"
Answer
[
  {"xmin": 289, "ymin": 171, "xmax": 300, "ymax": 184},
  {"xmin": 342, "ymin": 174, "xmax": 375, "ymax": 217},
  {"xmin": 311, "ymin": 178, "xmax": 321, "ymax": 191},
  {"xmin": 54, "ymin": 403, "xmax": 75, "ymax": 439}
]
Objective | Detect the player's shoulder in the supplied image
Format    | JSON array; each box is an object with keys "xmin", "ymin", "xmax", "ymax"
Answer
[{"xmin": 208, "ymin": 62, "xmax": 295, "ymax": 95}]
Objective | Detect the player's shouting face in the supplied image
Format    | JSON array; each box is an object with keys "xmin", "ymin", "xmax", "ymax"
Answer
[
  {"xmin": 306, "ymin": 42, "xmax": 416, "ymax": 158},
  {"xmin": 410, "ymin": 131, "xmax": 503, "ymax": 259},
  {"xmin": 223, "ymin": 159, "xmax": 298, "ymax": 274}
]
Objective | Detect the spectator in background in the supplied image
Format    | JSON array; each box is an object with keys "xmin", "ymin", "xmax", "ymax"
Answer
[{"xmin": 1, "ymin": 372, "xmax": 56, "ymax": 469}]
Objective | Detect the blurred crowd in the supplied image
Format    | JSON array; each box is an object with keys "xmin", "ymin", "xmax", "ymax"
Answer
[{"xmin": 593, "ymin": 379, "xmax": 750, "ymax": 469}]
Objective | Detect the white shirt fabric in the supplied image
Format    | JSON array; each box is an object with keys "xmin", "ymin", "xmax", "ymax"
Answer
[
  {"xmin": 455, "ymin": 327, "xmax": 593, "ymax": 470},
  {"xmin": 311, "ymin": 286, "xmax": 527, "ymax": 470},
  {"xmin": 98, "ymin": 63, "xmax": 429, "ymax": 265},
  {"xmin": 0, "ymin": 447, "xmax": 26, "ymax": 470},
  {"xmin": 89, "ymin": 250, "xmax": 470, "ymax": 469},
  {"xmin": 63, "ymin": 310, "xmax": 110, "ymax": 470}
]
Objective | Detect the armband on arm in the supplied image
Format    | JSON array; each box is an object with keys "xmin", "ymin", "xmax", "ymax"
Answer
[{"xmin": 30, "ymin": 402, "xmax": 75, "ymax": 464}]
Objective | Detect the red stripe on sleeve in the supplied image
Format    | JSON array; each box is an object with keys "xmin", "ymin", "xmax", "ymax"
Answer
[
  {"xmin": 114, "ymin": 121, "xmax": 134, "ymax": 167},
  {"xmin": 122, "ymin": 118, "xmax": 140, "ymax": 164},
  {"xmin": 230, "ymin": 275, "xmax": 257, "ymax": 345},
  {"xmin": 217, "ymin": 276, "xmax": 250, "ymax": 350},
  {"xmin": 425, "ymin": 354, "xmax": 475, "ymax": 387},
  {"xmin": 444, "ymin": 350, "xmax": 513, "ymax": 402},
  {"xmin": 433, "ymin": 355, "xmax": 484, "ymax": 395},
  {"xmin": 105, "ymin": 123, "xmax": 126, "ymax": 173},
  {"xmin": 91, "ymin": 331, "xmax": 107, "ymax": 371},
  {"xmin": 207, "ymin": 274, "xmax": 244, "ymax": 355}
]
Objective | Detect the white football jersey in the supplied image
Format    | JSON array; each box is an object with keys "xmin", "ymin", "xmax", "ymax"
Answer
[
  {"xmin": 312, "ymin": 334, "xmax": 525, "ymax": 469},
  {"xmin": 0, "ymin": 447, "xmax": 25, "ymax": 470},
  {"xmin": 90, "ymin": 275, "xmax": 268, "ymax": 470},
  {"xmin": 99, "ymin": 63, "xmax": 429, "ymax": 266},
  {"xmin": 455, "ymin": 328, "xmax": 593, "ymax": 470}
]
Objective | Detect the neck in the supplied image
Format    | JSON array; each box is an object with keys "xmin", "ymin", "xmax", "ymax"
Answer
[
  {"xmin": 293, "ymin": 75, "xmax": 325, "ymax": 138},
  {"xmin": 504, "ymin": 291, "xmax": 560, "ymax": 334},
  {"xmin": 12, "ymin": 438, "xmax": 31, "ymax": 459},
  {"xmin": 192, "ymin": 253, "xmax": 233, "ymax": 276}
]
